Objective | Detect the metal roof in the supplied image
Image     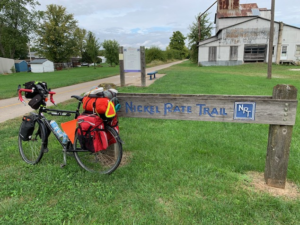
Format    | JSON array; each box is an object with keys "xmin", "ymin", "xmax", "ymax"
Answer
[
  {"xmin": 14, "ymin": 60, "xmax": 27, "ymax": 64},
  {"xmin": 217, "ymin": 2, "xmax": 265, "ymax": 18}
]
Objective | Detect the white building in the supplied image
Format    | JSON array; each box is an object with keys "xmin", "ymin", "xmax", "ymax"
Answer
[
  {"xmin": 30, "ymin": 59, "xmax": 54, "ymax": 73},
  {"xmin": 0, "ymin": 57, "xmax": 15, "ymax": 74},
  {"xmin": 198, "ymin": 0, "xmax": 300, "ymax": 66},
  {"xmin": 98, "ymin": 56, "xmax": 106, "ymax": 63}
]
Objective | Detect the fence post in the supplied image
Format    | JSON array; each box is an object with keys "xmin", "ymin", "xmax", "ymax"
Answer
[{"xmin": 264, "ymin": 84, "xmax": 297, "ymax": 188}]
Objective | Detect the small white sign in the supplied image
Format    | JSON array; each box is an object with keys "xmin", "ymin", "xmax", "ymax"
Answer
[{"xmin": 124, "ymin": 47, "xmax": 141, "ymax": 72}]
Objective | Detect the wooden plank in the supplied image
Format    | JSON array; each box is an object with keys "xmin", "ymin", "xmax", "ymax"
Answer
[
  {"xmin": 265, "ymin": 84, "xmax": 298, "ymax": 188},
  {"xmin": 117, "ymin": 93, "xmax": 298, "ymax": 125}
]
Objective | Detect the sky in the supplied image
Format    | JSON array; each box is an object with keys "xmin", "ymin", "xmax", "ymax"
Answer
[{"xmin": 34, "ymin": 0, "xmax": 300, "ymax": 50}]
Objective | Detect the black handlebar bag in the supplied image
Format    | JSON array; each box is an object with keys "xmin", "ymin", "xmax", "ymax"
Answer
[{"xmin": 28, "ymin": 94, "xmax": 43, "ymax": 110}]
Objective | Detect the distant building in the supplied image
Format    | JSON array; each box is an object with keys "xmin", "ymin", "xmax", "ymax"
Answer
[
  {"xmin": 30, "ymin": 59, "xmax": 54, "ymax": 73},
  {"xmin": 0, "ymin": 57, "xmax": 15, "ymax": 74},
  {"xmin": 27, "ymin": 51, "xmax": 45, "ymax": 61},
  {"xmin": 14, "ymin": 60, "xmax": 28, "ymax": 72},
  {"xmin": 98, "ymin": 56, "xmax": 106, "ymax": 63},
  {"xmin": 198, "ymin": 0, "xmax": 300, "ymax": 66}
]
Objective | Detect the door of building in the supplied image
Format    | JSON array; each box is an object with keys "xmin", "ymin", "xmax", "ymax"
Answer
[
  {"xmin": 244, "ymin": 45, "xmax": 267, "ymax": 62},
  {"xmin": 280, "ymin": 45, "xmax": 288, "ymax": 60}
]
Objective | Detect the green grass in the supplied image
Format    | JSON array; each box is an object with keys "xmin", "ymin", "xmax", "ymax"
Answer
[
  {"xmin": 0, "ymin": 64, "xmax": 119, "ymax": 99},
  {"xmin": 1, "ymin": 61, "xmax": 300, "ymax": 224}
]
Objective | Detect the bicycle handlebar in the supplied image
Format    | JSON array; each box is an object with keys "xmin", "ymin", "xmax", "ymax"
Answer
[{"xmin": 18, "ymin": 88, "xmax": 56, "ymax": 106}]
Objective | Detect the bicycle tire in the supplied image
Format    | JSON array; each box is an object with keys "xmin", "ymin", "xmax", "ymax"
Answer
[
  {"xmin": 74, "ymin": 126, "xmax": 123, "ymax": 174},
  {"xmin": 18, "ymin": 118, "xmax": 45, "ymax": 164}
]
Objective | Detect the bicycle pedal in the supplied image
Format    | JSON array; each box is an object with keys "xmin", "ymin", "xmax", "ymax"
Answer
[{"xmin": 43, "ymin": 148, "xmax": 49, "ymax": 153}]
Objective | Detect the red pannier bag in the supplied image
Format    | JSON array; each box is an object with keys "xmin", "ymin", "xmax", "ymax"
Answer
[
  {"xmin": 82, "ymin": 96, "xmax": 110, "ymax": 114},
  {"xmin": 106, "ymin": 115, "xmax": 119, "ymax": 145},
  {"xmin": 77, "ymin": 114, "xmax": 108, "ymax": 152}
]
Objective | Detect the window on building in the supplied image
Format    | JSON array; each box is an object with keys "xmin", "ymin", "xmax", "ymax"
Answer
[
  {"xmin": 296, "ymin": 45, "xmax": 300, "ymax": 55},
  {"xmin": 272, "ymin": 46, "xmax": 275, "ymax": 55},
  {"xmin": 208, "ymin": 47, "xmax": 217, "ymax": 61},
  {"xmin": 230, "ymin": 46, "xmax": 238, "ymax": 60},
  {"xmin": 282, "ymin": 46, "xmax": 287, "ymax": 56}
]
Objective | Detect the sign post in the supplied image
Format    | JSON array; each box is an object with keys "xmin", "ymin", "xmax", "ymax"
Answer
[
  {"xmin": 140, "ymin": 46, "xmax": 146, "ymax": 87},
  {"xmin": 122, "ymin": 46, "xmax": 146, "ymax": 87},
  {"xmin": 119, "ymin": 47, "xmax": 125, "ymax": 87}
]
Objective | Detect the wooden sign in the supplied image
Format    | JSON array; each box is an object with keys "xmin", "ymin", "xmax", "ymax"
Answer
[
  {"xmin": 117, "ymin": 93, "xmax": 297, "ymax": 125},
  {"xmin": 123, "ymin": 47, "xmax": 141, "ymax": 72},
  {"xmin": 117, "ymin": 85, "xmax": 298, "ymax": 189}
]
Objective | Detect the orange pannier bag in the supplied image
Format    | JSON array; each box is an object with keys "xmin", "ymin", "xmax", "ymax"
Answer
[{"xmin": 82, "ymin": 96, "xmax": 110, "ymax": 114}]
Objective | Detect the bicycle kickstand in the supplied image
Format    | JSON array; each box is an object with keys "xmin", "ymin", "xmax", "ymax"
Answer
[{"xmin": 60, "ymin": 148, "xmax": 67, "ymax": 168}]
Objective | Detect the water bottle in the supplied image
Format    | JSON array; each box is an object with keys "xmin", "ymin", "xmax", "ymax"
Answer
[
  {"xmin": 62, "ymin": 132, "xmax": 69, "ymax": 144},
  {"xmin": 50, "ymin": 121, "xmax": 63, "ymax": 138}
]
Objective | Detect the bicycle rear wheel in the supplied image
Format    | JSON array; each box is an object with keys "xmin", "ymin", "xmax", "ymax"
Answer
[
  {"xmin": 18, "ymin": 119, "xmax": 45, "ymax": 164},
  {"xmin": 74, "ymin": 126, "xmax": 123, "ymax": 174}
]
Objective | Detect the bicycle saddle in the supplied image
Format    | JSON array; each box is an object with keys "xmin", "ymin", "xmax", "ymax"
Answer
[{"xmin": 71, "ymin": 95, "xmax": 84, "ymax": 102}]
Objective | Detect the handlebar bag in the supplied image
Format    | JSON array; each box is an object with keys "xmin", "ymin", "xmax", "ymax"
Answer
[
  {"xmin": 77, "ymin": 114, "xmax": 108, "ymax": 152},
  {"xmin": 19, "ymin": 115, "xmax": 35, "ymax": 141},
  {"xmin": 28, "ymin": 94, "xmax": 43, "ymax": 110},
  {"xmin": 23, "ymin": 81, "xmax": 48, "ymax": 99}
]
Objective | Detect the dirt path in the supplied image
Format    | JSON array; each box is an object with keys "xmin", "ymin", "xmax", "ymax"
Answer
[{"xmin": 0, "ymin": 60, "xmax": 185, "ymax": 123}]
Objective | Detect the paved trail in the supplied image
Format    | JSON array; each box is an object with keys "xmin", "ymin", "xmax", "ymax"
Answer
[{"xmin": 0, "ymin": 60, "xmax": 185, "ymax": 123}]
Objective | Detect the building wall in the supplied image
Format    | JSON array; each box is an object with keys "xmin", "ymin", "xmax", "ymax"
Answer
[
  {"xmin": 216, "ymin": 17, "xmax": 253, "ymax": 33},
  {"xmin": 31, "ymin": 60, "xmax": 54, "ymax": 73},
  {"xmin": 15, "ymin": 61, "xmax": 28, "ymax": 72},
  {"xmin": 0, "ymin": 57, "xmax": 15, "ymax": 74},
  {"xmin": 280, "ymin": 26, "xmax": 300, "ymax": 62},
  {"xmin": 259, "ymin": 10, "xmax": 271, "ymax": 20},
  {"xmin": 198, "ymin": 18, "xmax": 299, "ymax": 66},
  {"xmin": 31, "ymin": 64, "xmax": 44, "ymax": 73},
  {"xmin": 43, "ymin": 61, "xmax": 54, "ymax": 72}
]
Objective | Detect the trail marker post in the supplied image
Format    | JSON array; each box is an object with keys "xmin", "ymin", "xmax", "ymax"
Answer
[
  {"xmin": 119, "ymin": 47, "xmax": 125, "ymax": 87},
  {"xmin": 117, "ymin": 85, "xmax": 298, "ymax": 189}
]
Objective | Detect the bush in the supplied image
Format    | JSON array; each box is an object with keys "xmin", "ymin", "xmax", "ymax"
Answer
[
  {"xmin": 10, "ymin": 66, "xmax": 16, "ymax": 73},
  {"xmin": 165, "ymin": 49, "xmax": 182, "ymax": 60},
  {"xmin": 145, "ymin": 46, "xmax": 166, "ymax": 64}
]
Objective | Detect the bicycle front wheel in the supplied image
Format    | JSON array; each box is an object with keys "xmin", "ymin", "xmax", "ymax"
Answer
[
  {"xmin": 18, "ymin": 119, "xmax": 45, "ymax": 164},
  {"xmin": 74, "ymin": 126, "xmax": 123, "ymax": 174}
]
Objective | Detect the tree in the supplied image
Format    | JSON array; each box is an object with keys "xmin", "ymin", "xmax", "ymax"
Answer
[
  {"xmin": 82, "ymin": 31, "xmax": 100, "ymax": 68},
  {"xmin": 0, "ymin": 0, "xmax": 40, "ymax": 59},
  {"xmin": 187, "ymin": 13, "xmax": 212, "ymax": 63},
  {"xmin": 102, "ymin": 40, "xmax": 119, "ymax": 66},
  {"xmin": 36, "ymin": 4, "xmax": 78, "ymax": 63},
  {"xmin": 169, "ymin": 31, "xmax": 186, "ymax": 51},
  {"xmin": 169, "ymin": 31, "xmax": 188, "ymax": 59},
  {"xmin": 73, "ymin": 27, "xmax": 87, "ymax": 58}
]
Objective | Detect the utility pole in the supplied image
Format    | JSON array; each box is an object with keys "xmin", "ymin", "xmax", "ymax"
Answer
[
  {"xmin": 267, "ymin": 0, "xmax": 275, "ymax": 79},
  {"xmin": 28, "ymin": 42, "xmax": 32, "ymax": 62}
]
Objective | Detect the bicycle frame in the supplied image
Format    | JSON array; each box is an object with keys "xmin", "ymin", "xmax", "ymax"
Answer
[{"xmin": 18, "ymin": 87, "xmax": 123, "ymax": 172}]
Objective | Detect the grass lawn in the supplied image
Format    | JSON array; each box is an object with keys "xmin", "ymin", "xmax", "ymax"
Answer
[
  {"xmin": 0, "ymin": 64, "xmax": 119, "ymax": 99},
  {"xmin": 0, "ymin": 60, "xmax": 182, "ymax": 100},
  {"xmin": 1, "ymin": 61, "xmax": 300, "ymax": 224}
]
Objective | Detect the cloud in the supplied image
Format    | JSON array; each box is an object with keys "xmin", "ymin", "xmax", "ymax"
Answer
[{"xmin": 34, "ymin": 0, "xmax": 300, "ymax": 49}]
